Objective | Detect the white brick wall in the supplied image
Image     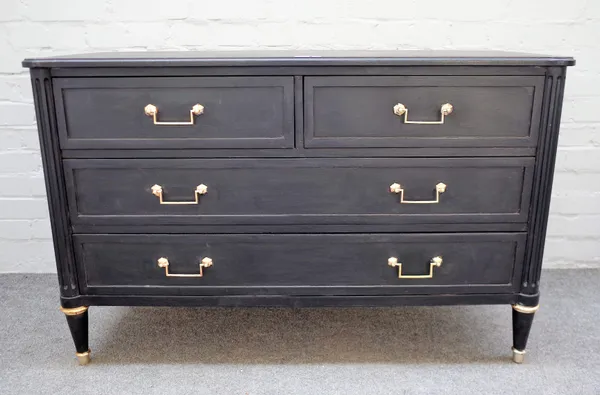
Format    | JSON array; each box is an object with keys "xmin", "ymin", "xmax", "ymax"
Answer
[{"xmin": 1, "ymin": 0, "xmax": 598, "ymax": 272}]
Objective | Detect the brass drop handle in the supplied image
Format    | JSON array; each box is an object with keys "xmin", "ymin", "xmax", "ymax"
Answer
[
  {"xmin": 144, "ymin": 103, "xmax": 204, "ymax": 125},
  {"xmin": 389, "ymin": 182, "xmax": 446, "ymax": 204},
  {"xmin": 388, "ymin": 256, "xmax": 443, "ymax": 279},
  {"xmin": 151, "ymin": 184, "xmax": 207, "ymax": 205},
  {"xmin": 393, "ymin": 103, "xmax": 453, "ymax": 125},
  {"xmin": 157, "ymin": 257, "xmax": 213, "ymax": 277}
]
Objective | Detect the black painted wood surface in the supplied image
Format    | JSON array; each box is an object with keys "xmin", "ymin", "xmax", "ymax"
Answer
[
  {"xmin": 74, "ymin": 233, "xmax": 525, "ymax": 296},
  {"xmin": 64, "ymin": 311, "xmax": 89, "ymax": 354},
  {"xmin": 61, "ymin": 293, "xmax": 518, "ymax": 309},
  {"xmin": 54, "ymin": 77, "xmax": 294, "ymax": 150},
  {"xmin": 521, "ymin": 67, "xmax": 568, "ymax": 294},
  {"xmin": 30, "ymin": 69, "xmax": 79, "ymax": 297},
  {"xmin": 23, "ymin": 52, "xmax": 572, "ymax": 308},
  {"xmin": 25, "ymin": 51, "xmax": 573, "ymax": 362},
  {"xmin": 305, "ymin": 76, "xmax": 543, "ymax": 148},
  {"xmin": 64, "ymin": 157, "xmax": 534, "ymax": 226},
  {"xmin": 512, "ymin": 309, "xmax": 536, "ymax": 352}
]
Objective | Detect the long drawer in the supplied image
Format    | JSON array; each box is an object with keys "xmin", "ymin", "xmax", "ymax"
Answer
[
  {"xmin": 305, "ymin": 76, "xmax": 544, "ymax": 148},
  {"xmin": 64, "ymin": 157, "xmax": 534, "ymax": 226},
  {"xmin": 74, "ymin": 233, "xmax": 526, "ymax": 296},
  {"xmin": 53, "ymin": 77, "xmax": 295, "ymax": 149}
]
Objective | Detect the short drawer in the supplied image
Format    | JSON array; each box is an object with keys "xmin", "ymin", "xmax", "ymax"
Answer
[
  {"xmin": 74, "ymin": 233, "xmax": 526, "ymax": 295},
  {"xmin": 54, "ymin": 77, "xmax": 294, "ymax": 149},
  {"xmin": 304, "ymin": 76, "xmax": 544, "ymax": 148},
  {"xmin": 64, "ymin": 157, "xmax": 534, "ymax": 226}
]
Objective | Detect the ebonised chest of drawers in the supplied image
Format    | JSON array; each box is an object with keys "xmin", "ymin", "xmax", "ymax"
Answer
[{"xmin": 23, "ymin": 51, "xmax": 574, "ymax": 365}]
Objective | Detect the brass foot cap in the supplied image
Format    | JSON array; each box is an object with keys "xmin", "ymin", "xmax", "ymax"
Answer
[
  {"xmin": 59, "ymin": 306, "xmax": 88, "ymax": 316},
  {"xmin": 512, "ymin": 347, "xmax": 526, "ymax": 364},
  {"xmin": 76, "ymin": 349, "xmax": 91, "ymax": 365}
]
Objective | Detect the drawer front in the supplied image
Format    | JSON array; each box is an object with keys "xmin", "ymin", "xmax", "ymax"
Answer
[
  {"xmin": 54, "ymin": 77, "xmax": 294, "ymax": 149},
  {"xmin": 305, "ymin": 76, "xmax": 544, "ymax": 148},
  {"xmin": 64, "ymin": 157, "xmax": 534, "ymax": 226},
  {"xmin": 74, "ymin": 233, "xmax": 526, "ymax": 295}
]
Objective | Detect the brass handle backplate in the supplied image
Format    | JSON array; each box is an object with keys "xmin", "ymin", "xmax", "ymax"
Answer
[
  {"xmin": 157, "ymin": 257, "xmax": 213, "ymax": 277},
  {"xmin": 144, "ymin": 103, "xmax": 204, "ymax": 125},
  {"xmin": 393, "ymin": 103, "xmax": 453, "ymax": 124},
  {"xmin": 151, "ymin": 184, "xmax": 207, "ymax": 205},
  {"xmin": 388, "ymin": 256, "xmax": 443, "ymax": 279},
  {"xmin": 390, "ymin": 182, "xmax": 446, "ymax": 204}
]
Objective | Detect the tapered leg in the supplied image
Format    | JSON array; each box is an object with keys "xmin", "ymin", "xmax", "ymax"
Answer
[
  {"xmin": 511, "ymin": 304, "xmax": 539, "ymax": 363},
  {"xmin": 60, "ymin": 306, "xmax": 90, "ymax": 365}
]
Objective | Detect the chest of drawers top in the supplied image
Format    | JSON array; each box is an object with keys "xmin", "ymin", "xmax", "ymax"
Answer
[{"xmin": 22, "ymin": 49, "xmax": 575, "ymax": 68}]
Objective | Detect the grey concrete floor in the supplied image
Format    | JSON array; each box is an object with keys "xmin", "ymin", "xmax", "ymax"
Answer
[{"xmin": 0, "ymin": 270, "xmax": 599, "ymax": 394}]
